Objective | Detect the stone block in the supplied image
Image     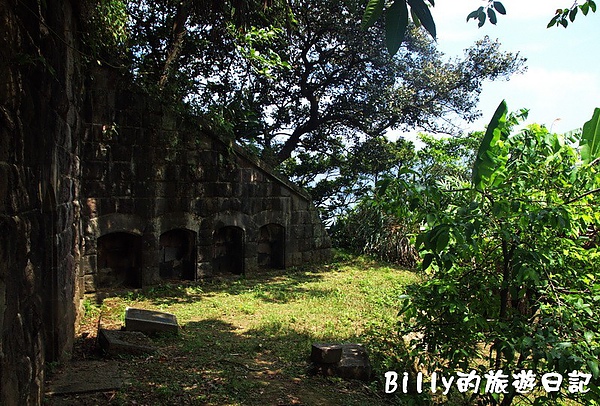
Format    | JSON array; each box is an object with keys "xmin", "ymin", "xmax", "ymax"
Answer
[
  {"xmin": 98, "ymin": 329, "xmax": 156, "ymax": 356},
  {"xmin": 333, "ymin": 344, "xmax": 372, "ymax": 381},
  {"xmin": 83, "ymin": 274, "xmax": 96, "ymax": 293},
  {"xmin": 125, "ymin": 307, "xmax": 179, "ymax": 334},
  {"xmin": 80, "ymin": 255, "xmax": 96, "ymax": 275},
  {"xmin": 311, "ymin": 343, "xmax": 343, "ymax": 364},
  {"xmin": 310, "ymin": 343, "xmax": 372, "ymax": 382}
]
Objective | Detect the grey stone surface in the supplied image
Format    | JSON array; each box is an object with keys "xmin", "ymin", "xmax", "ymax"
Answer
[
  {"xmin": 311, "ymin": 343, "xmax": 372, "ymax": 382},
  {"xmin": 45, "ymin": 361, "xmax": 123, "ymax": 396},
  {"xmin": 125, "ymin": 307, "xmax": 179, "ymax": 334},
  {"xmin": 98, "ymin": 329, "xmax": 156, "ymax": 356},
  {"xmin": 310, "ymin": 343, "xmax": 343, "ymax": 364}
]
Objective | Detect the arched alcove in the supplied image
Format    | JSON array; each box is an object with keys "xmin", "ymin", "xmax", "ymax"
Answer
[
  {"xmin": 258, "ymin": 223, "xmax": 285, "ymax": 269},
  {"xmin": 97, "ymin": 232, "xmax": 143, "ymax": 288},
  {"xmin": 212, "ymin": 226, "xmax": 245, "ymax": 275},
  {"xmin": 159, "ymin": 228, "xmax": 196, "ymax": 281}
]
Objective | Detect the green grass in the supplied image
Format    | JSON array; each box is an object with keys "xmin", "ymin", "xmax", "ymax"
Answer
[{"xmin": 74, "ymin": 253, "xmax": 418, "ymax": 405}]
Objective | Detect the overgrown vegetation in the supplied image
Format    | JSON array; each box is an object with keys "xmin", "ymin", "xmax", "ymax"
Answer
[{"xmin": 338, "ymin": 105, "xmax": 600, "ymax": 405}]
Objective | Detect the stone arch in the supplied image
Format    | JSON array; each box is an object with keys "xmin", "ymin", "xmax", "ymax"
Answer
[
  {"xmin": 212, "ymin": 226, "xmax": 245, "ymax": 275},
  {"xmin": 96, "ymin": 232, "xmax": 143, "ymax": 289},
  {"xmin": 96, "ymin": 213, "xmax": 145, "ymax": 237},
  {"xmin": 207, "ymin": 211, "xmax": 255, "ymax": 235},
  {"xmin": 253, "ymin": 210, "xmax": 288, "ymax": 229},
  {"xmin": 258, "ymin": 223, "xmax": 286, "ymax": 269},
  {"xmin": 154, "ymin": 212, "xmax": 200, "ymax": 234},
  {"xmin": 158, "ymin": 228, "xmax": 197, "ymax": 281}
]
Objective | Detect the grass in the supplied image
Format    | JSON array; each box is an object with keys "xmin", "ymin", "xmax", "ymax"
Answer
[{"xmin": 55, "ymin": 253, "xmax": 418, "ymax": 405}]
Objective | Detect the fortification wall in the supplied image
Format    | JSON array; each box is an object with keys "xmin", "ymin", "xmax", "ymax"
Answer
[
  {"xmin": 0, "ymin": 1, "xmax": 84, "ymax": 404},
  {"xmin": 79, "ymin": 67, "xmax": 331, "ymax": 293}
]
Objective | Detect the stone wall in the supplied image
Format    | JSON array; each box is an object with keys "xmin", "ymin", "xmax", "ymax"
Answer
[
  {"xmin": 80, "ymin": 67, "xmax": 331, "ymax": 293},
  {"xmin": 0, "ymin": 1, "xmax": 331, "ymax": 403},
  {"xmin": 0, "ymin": 1, "xmax": 83, "ymax": 405}
]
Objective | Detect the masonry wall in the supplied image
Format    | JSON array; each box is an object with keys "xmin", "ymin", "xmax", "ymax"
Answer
[
  {"xmin": 0, "ymin": 1, "xmax": 84, "ymax": 404},
  {"xmin": 80, "ymin": 67, "xmax": 331, "ymax": 293},
  {"xmin": 0, "ymin": 1, "xmax": 331, "ymax": 403}
]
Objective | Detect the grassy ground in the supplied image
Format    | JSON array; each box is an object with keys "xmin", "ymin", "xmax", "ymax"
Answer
[{"xmin": 46, "ymin": 253, "xmax": 419, "ymax": 405}]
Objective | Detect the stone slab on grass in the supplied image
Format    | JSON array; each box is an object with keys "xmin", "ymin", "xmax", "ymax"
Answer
[
  {"xmin": 334, "ymin": 344, "xmax": 372, "ymax": 381},
  {"xmin": 45, "ymin": 360, "xmax": 123, "ymax": 396},
  {"xmin": 310, "ymin": 343, "xmax": 372, "ymax": 381},
  {"xmin": 310, "ymin": 343, "xmax": 343, "ymax": 364},
  {"xmin": 98, "ymin": 328, "xmax": 156, "ymax": 356},
  {"xmin": 125, "ymin": 307, "xmax": 179, "ymax": 334}
]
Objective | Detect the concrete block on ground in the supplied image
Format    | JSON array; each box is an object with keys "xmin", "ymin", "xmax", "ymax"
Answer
[
  {"xmin": 310, "ymin": 343, "xmax": 372, "ymax": 382},
  {"xmin": 98, "ymin": 328, "xmax": 156, "ymax": 356},
  {"xmin": 125, "ymin": 307, "xmax": 179, "ymax": 334},
  {"xmin": 310, "ymin": 343, "xmax": 343, "ymax": 364}
]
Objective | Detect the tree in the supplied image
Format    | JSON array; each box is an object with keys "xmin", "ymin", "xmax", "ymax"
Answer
[
  {"xmin": 120, "ymin": 0, "xmax": 524, "ymax": 212},
  {"xmin": 393, "ymin": 103, "xmax": 600, "ymax": 405},
  {"xmin": 228, "ymin": 1, "xmax": 525, "ymax": 167},
  {"xmin": 332, "ymin": 132, "xmax": 479, "ymax": 265}
]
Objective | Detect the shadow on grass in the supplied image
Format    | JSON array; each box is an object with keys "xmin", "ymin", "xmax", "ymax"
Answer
[
  {"xmin": 115, "ymin": 318, "xmax": 387, "ymax": 406},
  {"xmin": 96, "ymin": 263, "xmax": 340, "ymax": 307}
]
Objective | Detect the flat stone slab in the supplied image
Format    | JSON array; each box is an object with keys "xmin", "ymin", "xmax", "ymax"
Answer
[
  {"xmin": 125, "ymin": 307, "xmax": 179, "ymax": 334},
  {"xmin": 310, "ymin": 343, "xmax": 372, "ymax": 381},
  {"xmin": 310, "ymin": 343, "xmax": 343, "ymax": 364},
  {"xmin": 98, "ymin": 329, "xmax": 156, "ymax": 356},
  {"xmin": 45, "ymin": 360, "xmax": 123, "ymax": 396},
  {"xmin": 334, "ymin": 344, "xmax": 372, "ymax": 381}
]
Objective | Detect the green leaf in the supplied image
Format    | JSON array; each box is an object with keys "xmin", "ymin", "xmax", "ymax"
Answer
[
  {"xmin": 422, "ymin": 253, "xmax": 434, "ymax": 270},
  {"xmin": 467, "ymin": 7, "xmax": 483, "ymax": 22},
  {"xmin": 385, "ymin": 0, "xmax": 409, "ymax": 55},
  {"xmin": 408, "ymin": 0, "xmax": 436, "ymax": 39},
  {"xmin": 487, "ymin": 8, "xmax": 497, "ymax": 24},
  {"xmin": 569, "ymin": 7, "xmax": 578, "ymax": 22},
  {"xmin": 547, "ymin": 14, "xmax": 560, "ymax": 27},
  {"xmin": 361, "ymin": 0, "xmax": 385, "ymax": 30},
  {"xmin": 584, "ymin": 330, "xmax": 595, "ymax": 343},
  {"xmin": 581, "ymin": 107, "xmax": 600, "ymax": 164},
  {"xmin": 581, "ymin": 2, "xmax": 590, "ymax": 15},
  {"xmin": 591, "ymin": 0, "xmax": 597, "ymax": 13},
  {"xmin": 478, "ymin": 11, "xmax": 486, "ymax": 28},
  {"xmin": 472, "ymin": 100, "xmax": 508, "ymax": 189},
  {"xmin": 434, "ymin": 226, "xmax": 450, "ymax": 252},
  {"xmin": 588, "ymin": 359, "xmax": 600, "ymax": 379},
  {"xmin": 493, "ymin": 2, "xmax": 506, "ymax": 15},
  {"xmin": 411, "ymin": 8, "xmax": 421, "ymax": 28}
]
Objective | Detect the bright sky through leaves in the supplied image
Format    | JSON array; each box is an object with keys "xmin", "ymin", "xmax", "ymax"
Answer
[{"xmin": 433, "ymin": 0, "xmax": 600, "ymax": 134}]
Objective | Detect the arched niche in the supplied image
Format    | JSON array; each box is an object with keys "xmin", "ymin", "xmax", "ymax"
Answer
[
  {"xmin": 97, "ymin": 232, "xmax": 143, "ymax": 289},
  {"xmin": 159, "ymin": 228, "xmax": 196, "ymax": 281},
  {"xmin": 258, "ymin": 223, "xmax": 286, "ymax": 269},
  {"xmin": 212, "ymin": 226, "xmax": 245, "ymax": 275}
]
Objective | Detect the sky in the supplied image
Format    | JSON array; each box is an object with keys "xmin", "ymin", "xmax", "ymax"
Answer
[{"xmin": 424, "ymin": 0, "xmax": 600, "ymax": 134}]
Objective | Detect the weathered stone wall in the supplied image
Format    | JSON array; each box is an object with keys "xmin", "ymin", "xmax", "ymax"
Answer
[
  {"xmin": 0, "ymin": 1, "xmax": 83, "ymax": 405},
  {"xmin": 0, "ymin": 0, "xmax": 331, "ymax": 403},
  {"xmin": 80, "ymin": 67, "xmax": 331, "ymax": 292}
]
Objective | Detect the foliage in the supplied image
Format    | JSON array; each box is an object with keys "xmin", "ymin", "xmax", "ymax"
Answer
[
  {"xmin": 362, "ymin": 0, "xmax": 596, "ymax": 55},
  {"xmin": 333, "ymin": 201, "xmax": 420, "ymax": 267},
  {"xmin": 548, "ymin": 0, "xmax": 597, "ymax": 28},
  {"xmin": 81, "ymin": 0, "xmax": 129, "ymax": 64},
  {"xmin": 333, "ymin": 133, "xmax": 478, "ymax": 265},
  {"xmin": 394, "ymin": 103, "xmax": 600, "ymax": 405}
]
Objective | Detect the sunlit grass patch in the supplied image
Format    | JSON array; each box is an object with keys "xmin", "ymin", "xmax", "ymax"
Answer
[{"xmin": 76, "ymin": 252, "xmax": 418, "ymax": 405}]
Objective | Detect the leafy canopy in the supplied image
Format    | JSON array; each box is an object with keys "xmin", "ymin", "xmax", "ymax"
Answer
[{"xmin": 362, "ymin": 0, "xmax": 597, "ymax": 55}]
